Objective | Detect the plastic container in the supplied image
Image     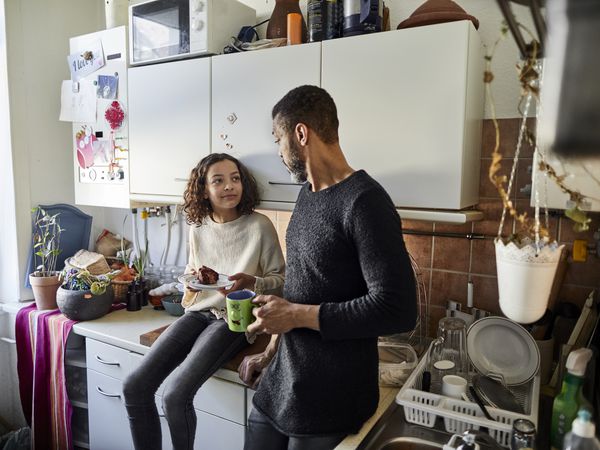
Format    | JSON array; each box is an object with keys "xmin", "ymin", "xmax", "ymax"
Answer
[
  {"xmin": 378, "ymin": 342, "xmax": 418, "ymax": 387},
  {"xmin": 563, "ymin": 410, "xmax": 600, "ymax": 450},
  {"xmin": 396, "ymin": 343, "xmax": 539, "ymax": 448},
  {"xmin": 551, "ymin": 348, "xmax": 594, "ymax": 449}
]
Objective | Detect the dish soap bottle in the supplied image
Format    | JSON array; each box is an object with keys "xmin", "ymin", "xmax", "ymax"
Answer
[
  {"xmin": 562, "ymin": 409, "xmax": 600, "ymax": 450},
  {"xmin": 551, "ymin": 348, "xmax": 593, "ymax": 449}
]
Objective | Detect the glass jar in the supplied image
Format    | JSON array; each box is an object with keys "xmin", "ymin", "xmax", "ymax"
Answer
[{"xmin": 511, "ymin": 418, "xmax": 536, "ymax": 450}]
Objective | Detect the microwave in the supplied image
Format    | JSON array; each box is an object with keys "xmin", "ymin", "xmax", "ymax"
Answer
[{"xmin": 129, "ymin": 0, "xmax": 255, "ymax": 66}]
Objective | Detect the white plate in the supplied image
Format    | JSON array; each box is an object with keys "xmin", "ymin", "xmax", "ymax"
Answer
[
  {"xmin": 467, "ymin": 316, "xmax": 540, "ymax": 385},
  {"xmin": 178, "ymin": 273, "xmax": 234, "ymax": 291}
]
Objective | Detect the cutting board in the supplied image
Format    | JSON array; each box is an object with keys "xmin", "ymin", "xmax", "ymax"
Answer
[{"xmin": 139, "ymin": 325, "xmax": 271, "ymax": 372}]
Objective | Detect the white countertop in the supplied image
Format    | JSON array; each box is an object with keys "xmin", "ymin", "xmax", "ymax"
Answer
[{"xmin": 72, "ymin": 306, "xmax": 241, "ymax": 383}]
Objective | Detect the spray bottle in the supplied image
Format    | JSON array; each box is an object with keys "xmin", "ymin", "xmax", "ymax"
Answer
[
  {"xmin": 562, "ymin": 409, "xmax": 600, "ymax": 450},
  {"xmin": 551, "ymin": 348, "xmax": 593, "ymax": 449}
]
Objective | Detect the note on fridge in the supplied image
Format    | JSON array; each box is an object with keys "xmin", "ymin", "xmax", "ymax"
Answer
[
  {"xmin": 59, "ymin": 80, "xmax": 97, "ymax": 123},
  {"xmin": 67, "ymin": 40, "xmax": 105, "ymax": 81}
]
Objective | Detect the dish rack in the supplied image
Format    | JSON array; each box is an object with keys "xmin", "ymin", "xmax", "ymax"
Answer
[{"xmin": 395, "ymin": 351, "xmax": 540, "ymax": 448}]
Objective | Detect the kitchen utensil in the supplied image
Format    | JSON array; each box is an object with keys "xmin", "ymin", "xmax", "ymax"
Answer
[
  {"xmin": 467, "ymin": 316, "xmax": 540, "ymax": 385},
  {"xmin": 178, "ymin": 273, "xmax": 234, "ymax": 291},
  {"xmin": 467, "ymin": 385, "xmax": 495, "ymax": 421},
  {"xmin": 442, "ymin": 375, "xmax": 467, "ymax": 399},
  {"xmin": 472, "ymin": 374, "xmax": 525, "ymax": 414}
]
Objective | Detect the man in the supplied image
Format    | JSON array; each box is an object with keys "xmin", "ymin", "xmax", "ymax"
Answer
[{"xmin": 239, "ymin": 85, "xmax": 417, "ymax": 450}]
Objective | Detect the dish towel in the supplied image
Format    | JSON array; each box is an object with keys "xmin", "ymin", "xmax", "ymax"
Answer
[{"xmin": 15, "ymin": 304, "xmax": 124, "ymax": 450}]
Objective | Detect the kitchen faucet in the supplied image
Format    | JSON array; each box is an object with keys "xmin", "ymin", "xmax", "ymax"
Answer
[{"xmin": 443, "ymin": 430, "xmax": 505, "ymax": 450}]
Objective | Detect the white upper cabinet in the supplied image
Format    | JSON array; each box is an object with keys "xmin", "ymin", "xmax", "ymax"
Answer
[
  {"xmin": 128, "ymin": 58, "xmax": 211, "ymax": 201},
  {"xmin": 211, "ymin": 43, "xmax": 321, "ymax": 204},
  {"xmin": 322, "ymin": 21, "xmax": 484, "ymax": 209}
]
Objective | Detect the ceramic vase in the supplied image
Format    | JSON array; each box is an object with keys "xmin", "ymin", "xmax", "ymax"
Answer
[
  {"xmin": 495, "ymin": 239, "xmax": 565, "ymax": 324},
  {"xmin": 29, "ymin": 272, "xmax": 62, "ymax": 310},
  {"xmin": 267, "ymin": 0, "xmax": 308, "ymax": 42},
  {"xmin": 57, "ymin": 286, "xmax": 114, "ymax": 321}
]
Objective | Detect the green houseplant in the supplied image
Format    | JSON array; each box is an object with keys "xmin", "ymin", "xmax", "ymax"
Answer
[{"xmin": 29, "ymin": 207, "xmax": 64, "ymax": 310}]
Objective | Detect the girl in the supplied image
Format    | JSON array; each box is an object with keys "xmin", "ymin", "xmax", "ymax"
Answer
[{"xmin": 123, "ymin": 153, "xmax": 285, "ymax": 450}]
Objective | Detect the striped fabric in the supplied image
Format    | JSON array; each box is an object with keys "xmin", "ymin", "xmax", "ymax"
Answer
[{"xmin": 16, "ymin": 304, "xmax": 125, "ymax": 450}]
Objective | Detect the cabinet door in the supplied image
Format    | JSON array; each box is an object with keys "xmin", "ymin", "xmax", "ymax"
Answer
[
  {"xmin": 194, "ymin": 409, "xmax": 245, "ymax": 450},
  {"xmin": 212, "ymin": 44, "xmax": 321, "ymax": 204},
  {"xmin": 87, "ymin": 369, "xmax": 133, "ymax": 450},
  {"xmin": 128, "ymin": 58, "xmax": 211, "ymax": 198},
  {"xmin": 322, "ymin": 22, "xmax": 483, "ymax": 209}
]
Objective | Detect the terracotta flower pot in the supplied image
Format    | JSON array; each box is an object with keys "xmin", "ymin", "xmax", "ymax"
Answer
[{"xmin": 29, "ymin": 272, "xmax": 62, "ymax": 310}]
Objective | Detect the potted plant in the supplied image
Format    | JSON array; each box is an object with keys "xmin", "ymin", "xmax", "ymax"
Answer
[
  {"xmin": 29, "ymin": 207, "xmax": 64, "ymax": 310},
  {"xmin": 484, "ymin": 28, "xmax": 591, "ymax": 324},
  {"xmin": 57, "ymin": 267, "xmax": 117, "ymax": 321}
]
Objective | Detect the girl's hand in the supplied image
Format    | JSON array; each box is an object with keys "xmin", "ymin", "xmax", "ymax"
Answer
[
  {"xmin": 238, "ymin": 349, "xmax": 274, "ymax": 389},
  {"xmin": 219, "ymin": 273, "xmax": 256, "ymax": 295}
]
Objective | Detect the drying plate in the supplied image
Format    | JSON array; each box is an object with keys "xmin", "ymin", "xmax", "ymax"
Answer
[{"xmin": 467, "ymin": 316, "xmax": 540, "ymax": 385}]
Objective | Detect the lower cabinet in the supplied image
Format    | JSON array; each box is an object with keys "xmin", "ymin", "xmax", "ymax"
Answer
[
  {"xmin": 195, "ymin": 409, "xmax": 246, "ymax": 450},
  {"xmin": 85, "ymin": 338, "xmax": 249, "ymax": 450},
  {"xmin": 87, "ymin": 369, "xmax": 134, "ymax": 450}
]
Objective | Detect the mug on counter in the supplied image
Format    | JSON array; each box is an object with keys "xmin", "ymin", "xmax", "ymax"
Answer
[{"xmin": 226, "ymin": 290, "xmax": 257, "ymax": 332}]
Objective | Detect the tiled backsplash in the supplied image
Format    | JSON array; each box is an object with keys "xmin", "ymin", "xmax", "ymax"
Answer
[{"xmin": 260, "ymin": 119, "xmax": 600, "ymax": 337}]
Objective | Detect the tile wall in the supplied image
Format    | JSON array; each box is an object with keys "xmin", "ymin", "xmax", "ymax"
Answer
[{"xmin": 260, "ymin": 119, "xmax": 600, "ymax": 337}]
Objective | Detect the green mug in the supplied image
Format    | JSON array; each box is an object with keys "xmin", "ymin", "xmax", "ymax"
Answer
[{"xmin": 226, "ymin": 290, "xmax": 257, "ymax": 332}]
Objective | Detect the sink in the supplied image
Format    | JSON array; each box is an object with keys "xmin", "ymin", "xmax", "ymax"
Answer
[{"xmin": 378, "ymin": 437, "xmax": 443, "ymax": 450}]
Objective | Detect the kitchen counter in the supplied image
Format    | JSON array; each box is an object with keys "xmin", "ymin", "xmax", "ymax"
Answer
[
  {"xmin": 72, "ymin": 305, "xmax": 244, "ymax": 384},
  {"xmin": 334, "ymin": 387, "xmax": 400, "ymax": 450},
  {"xmin": 73, "ymin": 305, "xmax": 406, "ymax": 449}
]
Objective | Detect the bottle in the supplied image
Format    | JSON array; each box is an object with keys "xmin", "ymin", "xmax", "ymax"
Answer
[
  {"xmin": 287, "ymin": 13, "xmax": 302, "ymax": 45},
  {"xmin": 511, "ymin": 418, "xmax": 536, "ymax": 449},
  {"xmin": 266, "ymin": 0, "xmax": 308, "ymax": 42},
  {"xmin": 126, "ymin": 281, "xmax": 141, "ymax": 311},
  {"xmin": 562, "ymin": 410, "xmax": 600, "ymax": 450},
  {"xmin": 307, "ymin": 0, "xmax": 342, "ymax": 42},
  {"xmin": 551, "ymin": 348, "xmax": 593, "ymax": 449}
]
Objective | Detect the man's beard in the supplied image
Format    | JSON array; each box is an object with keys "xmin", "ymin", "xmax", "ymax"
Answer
[{"xmin": 285, "ymin": 140, "xmax": 307, "ymax": 184}]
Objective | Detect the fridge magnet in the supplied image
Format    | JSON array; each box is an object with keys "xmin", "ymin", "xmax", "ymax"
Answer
[
  {"xmin": 105, "ymin": 101, "xmax": 125, "ymax": 130},
  {"xmin": 68, "ymin": 40, "xmax": 105, "ymax": 81},
  {"xmin": 75, "ymin": 126, "xmax": 96, "ymax": 169},
  {"xmin": 97, "ymin": 75, "xmax": 118, "ymax": 99}
]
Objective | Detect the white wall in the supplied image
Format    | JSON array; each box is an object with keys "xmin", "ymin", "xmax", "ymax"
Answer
[{"xmin": 3, "ymin": 0, "xmax": 105, "ymax": 301}]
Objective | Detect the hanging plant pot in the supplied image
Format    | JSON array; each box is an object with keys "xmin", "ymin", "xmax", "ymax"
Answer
[{"xmin": 495, "ymin": 238, "xmax": 565, "ymax": 324}]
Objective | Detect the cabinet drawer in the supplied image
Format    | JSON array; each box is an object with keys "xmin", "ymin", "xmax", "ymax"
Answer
[
  {"xmin": 195, "ymin": 409, "xmax": 245, "ymax": 450},
  {"xmin": 87, "ymin": 369, "xmax": 133, "ymax": 450},
  {"xmin": 193, "ymin": 377, "xmax": 246, "ymax": 425},
  {"xmin": 86, "ymin": 338, "xmax": 131, "ymax": 380}
]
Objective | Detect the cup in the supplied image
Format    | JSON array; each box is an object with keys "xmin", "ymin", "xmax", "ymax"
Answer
[
  {"xmin": 226, "ymin": 290, "xmax": 256, "ymax": 332},
  {"xmin": 442, "ymin": 375, "xmax": 467, "ymax": 399}
]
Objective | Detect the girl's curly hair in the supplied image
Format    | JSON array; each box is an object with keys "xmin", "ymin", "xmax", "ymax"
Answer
[{"xmin": 182, "ymin": 153, "xmax": 259, "ymax": 225}]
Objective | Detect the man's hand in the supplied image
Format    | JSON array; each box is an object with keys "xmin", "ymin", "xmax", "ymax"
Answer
[
  {"xmin": 218, "ymin": 273, "xmax": 256, "ymax": 296},
  {"xmin": 247, "ymin": 295, "xmax": 320, "ymax": 335},
  {"xmin": 238, "ymin": 334, "xmax": 280, "ymax": 388}
]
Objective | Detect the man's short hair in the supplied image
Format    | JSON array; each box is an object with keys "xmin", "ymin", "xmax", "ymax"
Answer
[{"xmin": 272, "ymin": 85, "xmax": 339, "ymax": 144}]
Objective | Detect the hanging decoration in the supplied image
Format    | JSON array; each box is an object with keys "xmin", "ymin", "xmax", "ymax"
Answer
[{"xmin": 105, "ymin": 101, "xmax": 125, "ymax": 130}]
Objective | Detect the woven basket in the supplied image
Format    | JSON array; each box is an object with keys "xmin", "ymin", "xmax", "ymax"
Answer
[{"xmin": 112, "ymin": 280, "xmax": 132, "ymax": 303}]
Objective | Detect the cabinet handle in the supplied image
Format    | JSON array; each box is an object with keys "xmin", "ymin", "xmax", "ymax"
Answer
[
  {"xmin": 174, "ymin": 178, "xmax": 189, "ymax": 182},
  {"xmin": 96, "ymin": 386, "xmax": 122, "ymax": 399},
  {"xmin": 95, "ymin": 355, "xmax": 120, "ymax": 366},
  {"xmin": 268, "ymin": 181, "xmax": 303, "ymax": 186},
  {"xmin": 0, "ymin": 337, "xmax": 16, "ymax": 345}
]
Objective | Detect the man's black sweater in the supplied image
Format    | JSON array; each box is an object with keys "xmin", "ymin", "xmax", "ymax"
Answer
[{"xmin": 253, "ymin": 170, "xmax": 417, "ymax": 437}]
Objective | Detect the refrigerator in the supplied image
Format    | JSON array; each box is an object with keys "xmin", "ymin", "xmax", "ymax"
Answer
[{"xmin": 65, "ymin": 26, "xmax": 130, "ymax": 208}]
